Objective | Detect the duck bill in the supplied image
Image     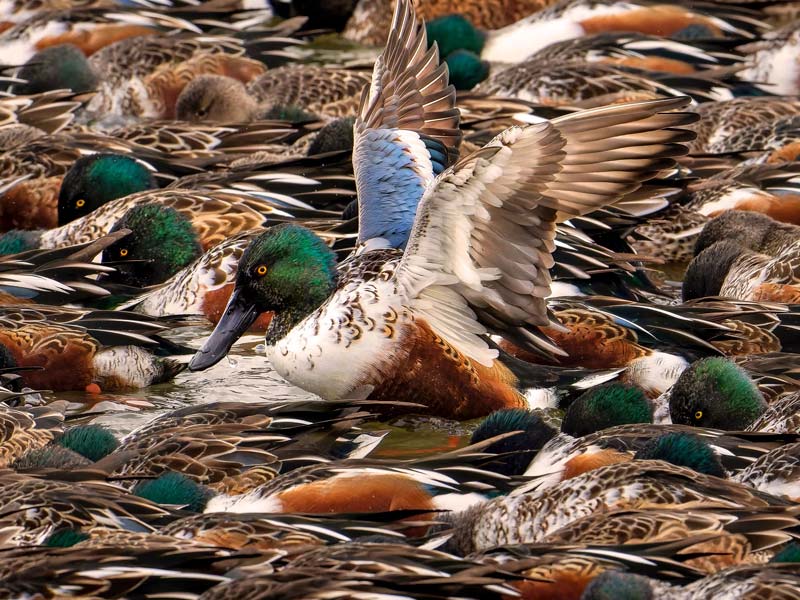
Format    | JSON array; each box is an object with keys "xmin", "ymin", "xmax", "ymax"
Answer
[{"xmin": 189, "ymin": 287, "xmax": 259, "ymax": 371}]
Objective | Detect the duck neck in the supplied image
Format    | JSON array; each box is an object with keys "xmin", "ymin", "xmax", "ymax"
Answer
[{"xmin": 264, "ymin": 305, "xmax": 316, "ymax": 346}]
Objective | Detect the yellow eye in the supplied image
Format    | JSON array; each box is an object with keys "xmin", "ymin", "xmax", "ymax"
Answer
[
  {"xmin": 694, "ymin": 410, "xmax": 703, "ymax": 420},
  {"xmin": 256, "ymin": 265, "xmax": 268, "ymax": 276},
  {"xmin": 76, "ymin": 199, "xmax": 85, "ymax": 208},
  {"xmin": 119, "ymin": 248, "xmax": 128, "ymax": 257}
]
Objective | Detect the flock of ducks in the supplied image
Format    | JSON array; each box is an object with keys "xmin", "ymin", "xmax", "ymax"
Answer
[{"xmin": 2, "ymin": 0, "xmax": 800, "ymax": 597}]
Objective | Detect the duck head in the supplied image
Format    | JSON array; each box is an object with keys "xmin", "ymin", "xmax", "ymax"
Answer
[
  {"xmin": 58, "ymin": 153, "xmax": 156, "ymax": 226},
  {"xmin": 561, "ymin": 382, "xmax": 653, "ymax": 437},
  {"xmin": 682, "ymin": 240, "xmax": 749, "ymax": 301},
  {"xmin": 176, "ymin": 75, "xmax": 259, "ymax": 123},
  {"xmin": 189, "ymin": 224, "xmax": 337, "ymax": 371},
  {"xmin": 16, "ymin": 43, "xmax": 97, "ymax": 95},
  {"xmin": 634, "ymin": 431, "xmax": 726, "ymax": 477},
  {"xmin": 102, "ymin": 203, "xmax": 202, "ymax": 287},
  {"xmin": 668, "ymin": 356, "xmax": 767, "ymax": 430}
]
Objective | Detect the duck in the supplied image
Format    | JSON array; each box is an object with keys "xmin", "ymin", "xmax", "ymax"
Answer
[
  {"xmin": 342, "ymin": 0, "xmax": 552, "ymax": 47},
  {"xmin": 694, "ymin": 210, "xmax": 800, "ymax": 258},
  {"xmin": 733, "ymin": 440, "xmax": 800, "ymax": 501},
  {"xmin": 175, "ymin": 65, "xmax": 372, "ymax": 123},
  {"xmin": 202, "ymin": 435, "xmax": 519, "ymax": 518},
  {"xmin": 687, "ymin": 97, "xmax": 800, "ymax": 158},
  {"xmin": 682, "ymin": 240, "xmax": 800, "ymax": 303},
  {"xmin": 633, "ymin": 164, "xmax": 800, "ymax": 264},
  {"xmin": 664, "ymin": 356, "xmax": 768, "ymax": 430},
  {"xmin": 580, "ymin": 562, "xmax": 800, "ymax": 599},
  {"xmin": 40, "ymin": 399, "xmax": 388, "ymax": 494},
  {"xmin": 0, "ymin": 230, "xmax": 137, "ymax": 305},
  {"xmin": 114, "ymin": 227, "xmax": 279, "ymax": 328},
  {"xmin": 188, "ymin": 0, "xmax": 696, "ymax": 420},
  {"xmin": 441, "ymin": 459, "xmax": 792, "ymax": 555},
  {"xmin": 415, "ymin": 0, "xmax": 764, "ymax": 66},
  {"xmin": 0, "ymin": 305, "xmax": 188, "ymax": 392},
  {"xmin": 0, "ymin": 402, "xmax": 65, "ymax": 468},
  {"xmin": 473, "ymin": 402, "xmax": 799, "ymax": 490},
  {"xmin": 0, "ymin": 541, "xmax": 237, "ymax": 598},
  {"xmin": 0, "ymin": 469, "xmax": 177, "ymax": 545},
  {"xmin": 158, "ymin": 510, "xmax": 410, "ymax": 552},
  {"xmin": 3, "ymin": 186, "xmax": 303, "ymax": 253},
  {"xmin": 200, "ymin": 541, "xmax": 537, "ymax": 600}
]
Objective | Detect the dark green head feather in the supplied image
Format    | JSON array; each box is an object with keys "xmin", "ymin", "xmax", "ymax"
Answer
[
  {"xmin": 58, "ymin": 154, "xmax": 157, "ymax": 226},
  {"xmin": 682, "ymin": 240, "xmax": 748, "ymax": 301},
  {"xmin": 426, "ymin": 15, "xmax": 485, "ymax": 58},
  {"xmin": 17, "ymin": 44, "xmax": 97, "ymax": 95},
  {"xmin": 133, "ymin": 472, "xmax": 212, "ymax": 512},
  {"xmin": 13, "ymin": 445, "xmax": 92, "ymax": 471},
  {"xmin": 471, "ymin": 408, "xmax": 556, "ymax": 476},
  {"xmin": 57, "ymin": 424, "xmax": 119, "ymax": 462},
  {"xmin": 263, "ymin": 104, "xmax": 318, "ymax": 122},
  {"xmin": 561, "ymin": 383, "xmax": 653, "ymax": 437},
  {"xmin": 445, "ymin": 50, "xmax": 489, "ymax": 90},
  {"xmin": 308, "ymin": 116, "xmax": 356, "ymax": 155},
  {"xmin": 634, "ymin": 432, "xmax": 726, "ymax": 477},
  {"xmin": 669, "ymin": 357, "xmax": 766, "ymax": 430},
  {"xmin": 580, "ymin": 571, "xmax": 654, "ymax": 600},
  {"xmin": 103, "ymin": 203, "xmax": 202, "ymax": 287},
  {"xmin": 238, "ymin": 224, "xmax": 337, "ymax": 332}
]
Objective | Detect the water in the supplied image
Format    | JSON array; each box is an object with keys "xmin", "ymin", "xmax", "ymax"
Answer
[{"xmin": 53, "ymin": 324, "xmax": 478, "ymax": 457}]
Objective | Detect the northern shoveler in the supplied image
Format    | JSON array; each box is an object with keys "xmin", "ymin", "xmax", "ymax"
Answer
[
  {"xmin": 0, "ymin": 305, "xmax": 187, "ymax": 392},
  {"xmin": 581, "ymin": 563, "xmax": 800, "ymax": 599},
  {"xmin": 188, "ymin": 0, "xmax": 696, "ymax": 420},
  {"xmin": 175, "ymin": 66, "xmax": 372, "ymax": 123},
  {"xmin": 413, "ymin": 0, "xmax": 764, "ymax": 65},
  {"xmin": 683, "ymin": 240, "xmax": 800, "ymax": 303},
  {"xmin": 441, "ymin": 459, "xmax": 791, "ymax": 555}
]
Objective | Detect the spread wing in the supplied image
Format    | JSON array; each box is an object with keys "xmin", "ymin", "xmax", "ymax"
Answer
[
  {"xmin": 395, "ymin": 97, "xmax": 697, "ymax": 365},
  {"xmin": 353, "ymin": 0, "xmax": 461, "ymax": 250}
]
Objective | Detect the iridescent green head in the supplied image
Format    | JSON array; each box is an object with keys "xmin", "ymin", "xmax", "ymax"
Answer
[
  {"xmin": 669, "ymin": 357, "xmax": 766, "ymax": 430},
  {"xmin": 580, "ymin": 571, "xmax": 654, "ymax": 600},
  {"xmin": 561, "ymin": 383, "xmax": 653, "ymax": 437},
  {"xmin": 13, "ymin": 445, "xmax": 92, "ymax": 470},
  {"xmin": 58, "ymin": 154, "xmax": 157, "ymax": 226},
  {"xmin": 17, "ymin": 44, "xmax": 97, "ymax": 95},
  {"xmin": 634, "ymin": 432, "xmax": 725, "ymax": 477},
  {"xmin": 263, "ymin": 104, "xmax": 318, "ymax": 122},
  {"xmin": 57, "ymin": 424, "xmax": 119, "ymax": 462},
  {"xmin": 445, "ymin": 50, "xmax": 489, "ymax": 90},
  {"xmin": 471, "ymin": 408, "xmax": 557, "ymax": 476},
  {"xmin": 189, "ymin": 224, "xmax": 337, "ymax": 371},
  {"xmin": 133, "ymin": 472, "xmax": 212, "ymax": 512},
  {"xmin": 307, "ymin": 116, "xmax": 356, "ymax": 155},
  {"xmin": 103, "ymin": 203, "xmax": 202, "ymax": 287},
  {"xmin": 426, "ymin": 14, "xmax": 485, "ymax": 58}
]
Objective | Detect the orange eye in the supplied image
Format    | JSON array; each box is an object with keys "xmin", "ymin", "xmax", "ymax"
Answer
[
  {"xmin": 119, "ymin": 249, "xmax": 128, "ymax": 257},
  {"xmin": 76, "ymin": 199, "xmax": 85, "ymax": 208},
  {"xmin": 256, "ymin": 265, "xmax": 267, "ymax": 276},
  {"xmin": 694, "ymin": 410, "xmax": 703, "ymax": 420}
]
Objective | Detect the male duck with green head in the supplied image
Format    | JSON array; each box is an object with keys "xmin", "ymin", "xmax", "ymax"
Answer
[
  {"xmin": 189, "ymin": 0, "xmax": 696, "ymax": 420},
  {"xmin": 0, "ymin": 153, "xmax": 156, "ymax": 255}
]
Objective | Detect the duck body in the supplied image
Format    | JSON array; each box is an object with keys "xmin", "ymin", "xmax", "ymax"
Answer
[{"xmin": 266, "ymin": 249, "xmax": 525, "ymax": 419}]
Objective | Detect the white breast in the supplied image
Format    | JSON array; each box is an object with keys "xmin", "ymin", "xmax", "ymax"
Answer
[{"xmin": 266, "ymin": 278, "xmax": 409, "ymax": 400}]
